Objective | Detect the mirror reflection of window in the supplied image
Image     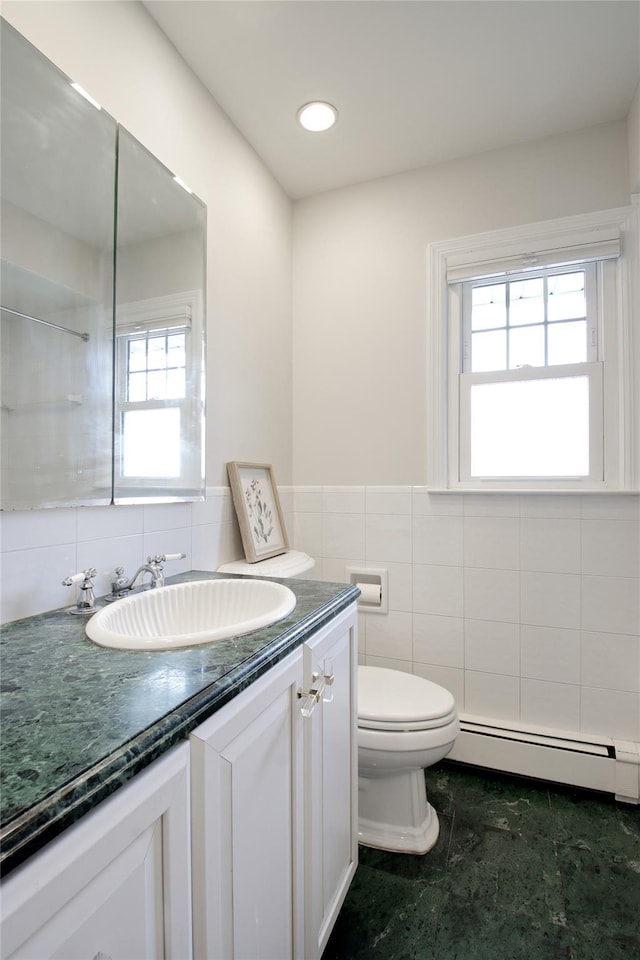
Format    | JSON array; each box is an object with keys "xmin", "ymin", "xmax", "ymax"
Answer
[
  {"xmin": 126, "ymin": 332, "xmax": 187, "ymax": 402},
  {"xmin": 123, "ymin": 409, "xmax": 181, "ymax": 479},
  {"xmin": 114, "ymin": 292, "xmax": 203, "ymax": 497},
  {"xmin": 123, "ymin": 328, "xmax": 186, "ymax": 478}
]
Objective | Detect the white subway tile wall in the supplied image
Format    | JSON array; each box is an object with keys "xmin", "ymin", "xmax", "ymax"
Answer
[
  {"xmin": 520, "ymin": 677, "xmax": 581, "ymax": 730},
  {"xmin": 520, "ymin": 625, "xmax": 581, "ymax": 684},
  {"xmin": 294, "ymin": 487, "xmax": 640, "ymax": 742},
  {"xmin": 0, "ymin": 490, "xmax": 232, "ymax": 623},
  {"xmin": 1, "ymin": 486, "xmax": 638, "ymax": 742}
]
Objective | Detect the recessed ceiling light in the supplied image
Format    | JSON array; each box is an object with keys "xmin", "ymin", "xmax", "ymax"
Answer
[{"xmin": 297, "ymin": 101, "xmax": 338, "ymax": 132}]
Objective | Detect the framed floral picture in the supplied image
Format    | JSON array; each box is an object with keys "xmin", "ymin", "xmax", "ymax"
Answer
[{"xmin": 227, "ymin": 461, "xmax": 289, "ymax": 562}]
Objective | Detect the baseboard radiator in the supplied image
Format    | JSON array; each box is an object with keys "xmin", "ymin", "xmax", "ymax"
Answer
[{"xmin": 448, "ymin": 716, "xmax": 640, "ymax": 804}]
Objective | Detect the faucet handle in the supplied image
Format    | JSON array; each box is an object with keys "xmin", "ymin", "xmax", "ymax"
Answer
[
  {"xmin": 63, "ymin": 568, "xmax": 97, "ymax": 615},
  {"xmin": 62, "ymin": 567, "xmax": 97, "ymax": 586},
  {"xmin": 109, "ymin": 566, "xmax": 129, "ymax": 599},
  {"xmin": 147, "ymin": 553, "xmax": 186, "ymax": 564}
]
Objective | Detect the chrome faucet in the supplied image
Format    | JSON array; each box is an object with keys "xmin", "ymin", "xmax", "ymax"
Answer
[
  {"xmin": 62, "ymin": 567, "xmax": 97, "ymax": 615},
  {"xmin": 108, "ymin": 553, "xmax": 186, "ymax": 600}
]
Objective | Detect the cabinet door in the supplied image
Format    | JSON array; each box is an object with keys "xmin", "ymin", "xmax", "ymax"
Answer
[
  {"xmin": 0, "ymin": 743, "xmax": 191, "ymax": 960},
  {"xmin": 190, "ymin": 649, "xmax": 305, "ymax": 960},
  {"xmin": 303, "ymin": 606, "xmax": 358, "ymax": 959}
]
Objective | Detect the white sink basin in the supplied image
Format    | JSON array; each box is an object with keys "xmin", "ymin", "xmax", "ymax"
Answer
[{"xmin": 86, "ymin": 578, "xmax": 297, "ymax": 650}]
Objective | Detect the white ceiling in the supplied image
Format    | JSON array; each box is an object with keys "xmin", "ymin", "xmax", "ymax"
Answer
[{"xmin": 144, "ymin": 0, "xmax": 640, "ymax": 200}]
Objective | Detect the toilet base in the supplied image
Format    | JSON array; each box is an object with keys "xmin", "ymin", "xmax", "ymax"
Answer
[
  {"xmin": 358, "ymin": 800, "xmax": 440, "ymax": 855},
  {"xmin": 357, "ymin": 768, "xmax": 440, "ymax": 855}
]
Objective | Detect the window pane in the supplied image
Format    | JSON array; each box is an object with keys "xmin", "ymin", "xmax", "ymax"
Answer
[
  {"xmin": 128, "ymin": 371, "xmax": 147, "ymax": 402},
  {"xmin": 470, "ymin": 376, "xmax": 590, "ymax": 477},
  {"xmin": 147, "ymin": 336, "xmax": 167, "ymax": 370},
  {"xmin": 471, "ymin": 330, "xmax": 506, "ymax": 372},
  {"xmin": 128, "ymin": 339, "xmax": 146, "ymax": 372},
  {"xmin": 147, "ymin": 370, "xmax": 167, "ymax": 400},
  {"xmin": 122, "ymin": 408, "xmax": 180, "ymax": 478},
  {"xmin": 509, "ymin": 325, "xmax": 545, "ymax": 369},
  {"xmin": 548, "ymin": 320, "xmax": 587, "ymax": 365},
  {"xmin": 548, "ymin": 271, "xmax": 585, "ymax": 322},
  {"xmin": 167, "ymin": 334, "xmax": 186, "ymax": 368},
  {"xmin": 166, "ymin": 368, "xmax": 186, "ymax": 399},
  {"xmin": 509, "ymin": 278, "xmax": 543, "ymax": 326},
  {"xmin": 472, "ymin": 283, "xmax": 506, "ymax": 331}
]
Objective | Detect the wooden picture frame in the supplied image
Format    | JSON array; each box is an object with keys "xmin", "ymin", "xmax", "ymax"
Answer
[{"xmin": 226, "ymin": 461, "xmax": 289, "ymax": 563}]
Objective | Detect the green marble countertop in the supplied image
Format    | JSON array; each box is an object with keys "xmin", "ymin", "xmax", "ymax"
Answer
[{"xmin": 0, "ymin": 571, "xmax": 359, "ymax": 877}]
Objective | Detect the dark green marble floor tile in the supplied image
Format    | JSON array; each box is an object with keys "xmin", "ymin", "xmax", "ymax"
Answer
[
  {"xmin": 325, "ymin": 767, "xmax": 639, "ymax": 960},
  {"xmin": 323, "ymin": 864, "xmax": 443, "ymax": 960},
  {"xmin": 425, "ymin": 766, "xmax": 458, "ymax": 819},
  {"xmin": 492, "ymin": 835, "xmax": 565, "ymax": 923},
  {"xmin": 556, "ymin": 844, "xmax": 640, "ymax": 940},
  {"xmin": 442, "ymin": 764, "xmax": 554, "ymax": 840},
  {"xmin": 445, "ymin": 822, "xmax": 565, "ymax": 925},
  {"xmin": 615, "ymin": 801, "xmax": 640, "ymax": 842},
  {"xmin": 550, "ymin": 788, "xmax": 640, "ymax": 860},
  {"xmin": 432, "ymin": 895, "xmax": 574, "ymax": 960},
  {"xmin": 364, "ymin": 883, "xmax": 445, "ymax": 960},
  {"xmin": 443, "ymin": 819, "xmax": 501, "ymax": 904},
  {"xmin": 567, "ymin": 930, "xmax": 640, "ymax": 960}
]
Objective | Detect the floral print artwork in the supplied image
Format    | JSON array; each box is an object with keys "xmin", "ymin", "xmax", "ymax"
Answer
[
  {"xmin": 244, "ymin": 476, "xmax": 276, "ymax": 546},
  {"xmin": 228, "ymin": 461, "xmax": 288, "ymax": 562}
]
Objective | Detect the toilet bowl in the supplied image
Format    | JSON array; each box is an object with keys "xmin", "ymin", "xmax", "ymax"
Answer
[{"xmin": 357, "ymin": 665, "xmax": 459, "ymax": 855}]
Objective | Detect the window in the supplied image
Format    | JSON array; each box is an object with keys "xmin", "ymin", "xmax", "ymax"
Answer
[
  {"xmin": 119, "ymin": 328, "xmax": 187, "ymax": 479},
  {"xmin": 113, "ymin": 292, "xmax": 204, "ymax": 498},
  {"xmin": 463, "ymin": 267, "xmax": 596, "ymax": 373},
  {"xmin": 460, "ymin": 264, "xmax": 601, "ymax": 482},
  {"xmin": 426, "ymin": 206, "xmax": 639, "ymax": 491}
]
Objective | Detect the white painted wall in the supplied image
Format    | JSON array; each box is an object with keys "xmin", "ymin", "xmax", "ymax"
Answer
[{"xmin": 292, "ymin": 121, "xmax": 630, "ymax": 485}]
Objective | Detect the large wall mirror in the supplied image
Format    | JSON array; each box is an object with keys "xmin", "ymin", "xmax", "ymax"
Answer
[{"xmin": 0, "ymin": 20, "xmax": 206, "ymax": 510}]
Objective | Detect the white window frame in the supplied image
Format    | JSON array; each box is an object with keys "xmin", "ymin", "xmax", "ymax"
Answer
[{"xmin": 426, "ymin": 205, "xmax": 640, "ymax": 492}]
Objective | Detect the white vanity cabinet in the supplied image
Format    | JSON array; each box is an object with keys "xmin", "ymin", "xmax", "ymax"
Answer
[
  {"xmin": 190, "ymin": 605, "xmax": 358, "ymax": 960},
  {"xmin": 0, "ymin": 743, "xmax": 192, "ymax": 960},
  {"xmin": 0, "ymin": 603, "xmax": 357, "ymax": 960},
  {"xmin": 303, "ymin": 606, "xmax": 358, "ymax": 959}
]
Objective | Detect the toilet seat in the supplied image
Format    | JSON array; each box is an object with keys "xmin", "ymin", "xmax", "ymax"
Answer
[{"xmin": 358, "ymin": 666, "xmax": 456, "ymax": 732}]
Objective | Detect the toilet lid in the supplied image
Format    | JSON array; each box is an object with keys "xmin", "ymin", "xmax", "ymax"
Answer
[{"xmin": 358, "ymin": 666, "xmax": 457, "ymax": 731}]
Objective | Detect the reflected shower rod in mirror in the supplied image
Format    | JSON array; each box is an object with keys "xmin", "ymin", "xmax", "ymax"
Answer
[{"xmin": 1, "ymin": 304, "xmax": 90, "ymax": 342}]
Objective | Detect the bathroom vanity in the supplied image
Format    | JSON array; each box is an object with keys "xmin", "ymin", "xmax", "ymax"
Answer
[{"xmin": 0, "ymin": 573, "xmax": 359, "ymax": 960}]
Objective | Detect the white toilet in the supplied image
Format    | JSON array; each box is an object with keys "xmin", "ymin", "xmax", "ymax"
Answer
[{"xmin": 357, "ymin": 665, "xmax": 459, "ymax": 855}]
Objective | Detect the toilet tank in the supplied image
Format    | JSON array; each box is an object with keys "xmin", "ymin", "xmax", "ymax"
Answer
[{"xmin": 217, "ymin": 550, "xmax": 315, "ymax": 579}]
